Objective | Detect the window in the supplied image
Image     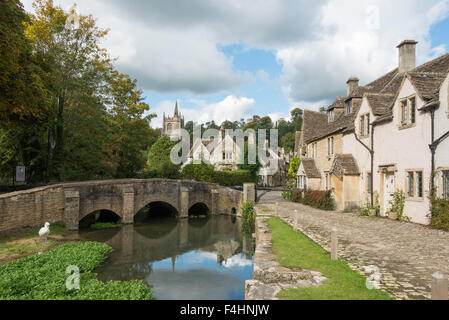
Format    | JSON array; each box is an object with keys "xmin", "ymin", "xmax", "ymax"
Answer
[
  {"xmin": 311, "ymin": 143, "xmax": 317, "ymax": 158},
  {"xmin": 401, "ymin": 101, "xmax": 408, "ymax": 126},
  {"xmin": 443, "ymin": 171, "xmax": 449, "ymax": 199},
  {"xmin": 327, "ymin": 137, "xmax": 334, "ymax": 156},
  {"xmin": 410, "ymin": 97, "xmax": 416, "ymax": 124},
  {"xmin": 346, "ymin": 100, "xmax": 353, "ymax": 115},
  {"xmin": 406, "ymin": 170, "xmax": 424, "ymax": 199},
  {"xmin": 360, "ymin": 115, "xmax": 365, "ymax": 136},
  {"xmin": 367, "ymin": 114, "xmax": 370, "ymax": 134},
  {"xmin": 407, "ymin": 172, "xmax": 414, "ymax": 197},
  {"xmin": 328, "ymin": 109, "xmax": 334, "ymax": 123},
  {"xmin": 399, "ymin": 96, "xmax": 417, "ymax": 128},
  {"xmin": 298, "ymin": 175, "xmax": 306, "ymax": 189}
]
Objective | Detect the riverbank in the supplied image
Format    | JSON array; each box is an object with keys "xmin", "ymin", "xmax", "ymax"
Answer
[
  {"xmin": 0, "ymin": 241, "xmax": 153, "ymax": 300},
  {"xmin": 0, "ymin": 223, "xmax": 73, "ymax": 266},
  {"xmin": 246, "ymin": 204, "xmax": 392, "ymax": 300}
]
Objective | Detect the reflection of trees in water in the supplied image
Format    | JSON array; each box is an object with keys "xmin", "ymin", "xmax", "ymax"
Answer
[{"xmin": 92, "ymin": 215, "xmax": 255, "ymax": 283}]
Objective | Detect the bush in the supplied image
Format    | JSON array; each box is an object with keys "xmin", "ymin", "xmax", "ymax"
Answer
[
  {"xmin": 430, "ymin": 198, "xmax": 449, "ymax": 231},
  {"xmin": 241, "ymin": 201, "xmax": 256, "ymax": 235},
  {"xmin": 287, "ymin": 157, "xmax": 301, "ymax": 180},
  {"xmin": 283, "ymin": 187, "xmax": 335, "ymax": 211},
  {"xmin": 182, "ymin": 164, "xmax": 258, "ymax": 187},
  {"xmin": 0, "ymin": 242, "xmax": 153, "ymax": 300},
  {"xmin": 302, "ymin": 190, "xmax": 335, "ymax": 211}
]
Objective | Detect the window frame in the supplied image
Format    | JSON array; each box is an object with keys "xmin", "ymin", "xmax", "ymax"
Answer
[
  {"xmin": 405, "ymin": 169, "xmax": 424, "ymax": 200},
  {"xmin": 346, "ymin": 100, "xmax": 353, "ymax": 115},
  {"xmin": 399, "ymin": 95, "xmax": 417, "ymax": 129},
  {"xmin": 442, "ymin": 170, "xmax": 449, "ymax": 199}
]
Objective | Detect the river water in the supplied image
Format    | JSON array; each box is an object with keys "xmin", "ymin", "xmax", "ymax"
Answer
[{"xmin": 78, "ymin": 215, "xmax": 255, "ymax": 300}]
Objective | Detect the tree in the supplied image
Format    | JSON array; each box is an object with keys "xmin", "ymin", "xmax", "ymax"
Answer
[
  {"xmin": 280, "ymin": 131, "xmax": 296, "ymax": 152},
  {"xmin": 145, "ymin": 137, "xmax": 181, "ymax": 179},
  {"xmin": 0, "ymin": 0, "xmax": 48, "ymax": 125},
  {"xmin": 25, "ymin": 0, "xmax": 112, "ymax": 179},
  {"xmin": 287, "ymin": 157, "xmax": 300, "ymax": 180},
  {"xmin": 106, "ymin": 72, "xmax": 157, "ymax": 178}
]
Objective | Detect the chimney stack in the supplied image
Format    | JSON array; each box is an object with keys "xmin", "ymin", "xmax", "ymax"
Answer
[
  {"xmin": 346, "ymin": 77, "xmax": 359, "ymax": 96},
  {"xmin": 397, "ymin": 40, "xmax": 418, "ymax": 73}
]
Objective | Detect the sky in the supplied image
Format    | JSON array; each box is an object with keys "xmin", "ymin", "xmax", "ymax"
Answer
[{"xmin": 21, "ymin": 0, "xmax": 449, "ymax": 129}]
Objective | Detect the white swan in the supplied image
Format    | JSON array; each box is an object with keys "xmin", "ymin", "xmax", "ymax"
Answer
[{"xmin": 38, "ymin": 222, "xmax": 50, "ymax": 241}]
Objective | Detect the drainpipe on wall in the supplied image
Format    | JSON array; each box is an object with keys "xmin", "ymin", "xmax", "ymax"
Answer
[{"xmin": 353, "ymin": 125, "xmax": 375, "ymax": 207}]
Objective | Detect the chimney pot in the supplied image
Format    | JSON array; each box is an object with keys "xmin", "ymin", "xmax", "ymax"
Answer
[
  {"xmin": 397, "ymin": 40, "xmax": 418, "ymax": 73},
  {"xmin": 346, "ymin": 77, "xmax": 360, "ymax": 96}
]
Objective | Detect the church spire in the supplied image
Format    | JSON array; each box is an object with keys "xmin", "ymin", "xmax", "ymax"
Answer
[{"xmin": 174, "ymin": 100, "xmax": 179, "ymax": 117}]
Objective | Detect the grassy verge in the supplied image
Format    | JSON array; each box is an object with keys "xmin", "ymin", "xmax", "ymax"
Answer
[
  {"xmin": 0, "ymin": 223, "xmax": 70, "ymax": 265},
  {"xmin": 90, "ymin": 222, "xmax": 123, "ymax": 230},
  {"xmin": 257, "ymin": 205, "xmax": 273, "ymax": 213},
  {"xmin": 266, "ymin": 218, "xmax": 393, "ymax": 300},
  {"xmin": 0, "ymin": 241, "xmax": 153, "ymax": 300}
]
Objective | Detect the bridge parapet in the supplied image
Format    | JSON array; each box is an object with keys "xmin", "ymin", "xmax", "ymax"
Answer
[{"xmin": 0, "ymin": 179, "xmax": 243, "ymax": 232}]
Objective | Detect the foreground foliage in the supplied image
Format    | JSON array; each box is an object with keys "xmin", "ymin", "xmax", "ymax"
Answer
[
  {"xmin": 0, "ymin": 242, "xmax": 153, "ymax": 300},
  {"xmin": 241, "ymin": 201, "xmax": 256, "ymax": 235},
  {"xmin": 267, "ymin": 218, "xmax": 392, "ymax": 300},
  {"xmin": 90, "ymin": 222, "xmax": 123, "ymax": 230}
]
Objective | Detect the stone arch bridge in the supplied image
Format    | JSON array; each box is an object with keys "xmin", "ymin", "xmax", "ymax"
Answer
[{"xmin": 0, "ymin": 179, "xmax": 252, "ymax": 232}]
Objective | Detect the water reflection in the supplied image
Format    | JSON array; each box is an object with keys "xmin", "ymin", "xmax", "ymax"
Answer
[{"xmin": 78, "ymin": 215, "xmax": 255, "ymax": 300}]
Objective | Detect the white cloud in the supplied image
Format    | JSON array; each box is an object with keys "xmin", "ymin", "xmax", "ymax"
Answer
[
  {"xmin": 21, "ymin": 0, "xmax": 449, "ymax": 111},
  {"xmin": 151, "ymin": 95, "xmax": 256, "ymax": 128}
]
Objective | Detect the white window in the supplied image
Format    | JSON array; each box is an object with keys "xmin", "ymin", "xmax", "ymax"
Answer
[
  {"xmin": 298, "ymin": 175, "xmax": 306, "ymax": 189},
  {"xmin": 367, "ymin": 172, "xmax": 372, "ymax": 193}
]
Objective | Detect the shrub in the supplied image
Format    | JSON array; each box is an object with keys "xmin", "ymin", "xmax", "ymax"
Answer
[
  {"xmin": 287, "ymin": 157, "xmax": 301, "ymax": 180},
  {"xmin": 387, "ymin": 190, "xmax": 408, "ymax": 221},
  {"xmin": 0, "ymin": 242, "xmax": 153, "ymax": 300},
  {"xmin": 302, "ymin": 190, "xmax": 335, "ymax": 211},
  {"xmin": 241, "ymin": 201, "xmax": 256, "ymax": 235},
  {"xmin": 182, "ymin": 164, "xmax": 258, "ymax": 187},
  {"xmin": 291, "ymin": 189, "xmax": 303, "ymax": 203},
  {"xmin": 430, "ymin": 198, "xmax": 449, "ymax": 231}
]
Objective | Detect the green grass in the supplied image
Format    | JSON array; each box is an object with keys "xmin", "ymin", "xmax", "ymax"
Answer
[
  {"xmin": 0, "ymin": 222, "xmax": 67, "ymax": 243},
  {"xmin": 267, "ymin": 218, "xmax": 393, "ymax": 300},
  {"xmin": 0, "ymin": 242, "xmax": 153, "ymax": 300},
  {"xmin": 90, "ymin": 222, "xmax": 123, "ymax": 230}
]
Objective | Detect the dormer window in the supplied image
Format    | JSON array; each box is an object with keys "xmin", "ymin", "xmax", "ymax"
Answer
[
  {"xmin": 399, "ymin": 95, "xmax": 417, "ymax": 129},
  {"xmin": 328, "ymin": 109, "xmax": 335, "ymax": 123},
  {"xmin": 346, "ymin": 100, "xmax": 353, "ymax": 115}
]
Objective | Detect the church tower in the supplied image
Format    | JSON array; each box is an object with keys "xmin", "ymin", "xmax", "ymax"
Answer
[{"xmin": 162, "ymin": 101, "xmax": 184, "ymax": 141}]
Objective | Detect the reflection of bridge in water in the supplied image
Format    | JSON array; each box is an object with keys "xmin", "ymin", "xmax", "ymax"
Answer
[{"xmin": 79, "ymin": 216, "xmax": 255, "ymax": 282}]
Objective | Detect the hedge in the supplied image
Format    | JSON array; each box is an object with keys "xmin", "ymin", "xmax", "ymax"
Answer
[
  {"xmin": 283, "ymin": 188, "xmax": 335, "ymax": 211},
  {"xmin": 182, "ymin": 164, "xmax": 258, "ymax": 187}
]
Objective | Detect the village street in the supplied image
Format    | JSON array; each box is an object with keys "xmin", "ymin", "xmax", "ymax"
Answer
[{"xmin": 257, "ymin": 191, "xmax": 449, "ymax": 300}]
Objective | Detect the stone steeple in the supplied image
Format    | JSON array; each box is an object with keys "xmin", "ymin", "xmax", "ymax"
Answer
[{"xmin": 163, "ymin": 101, "xmax": 184, "ymax": 141}]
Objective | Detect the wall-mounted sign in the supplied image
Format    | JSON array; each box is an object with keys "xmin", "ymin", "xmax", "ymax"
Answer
[{"xmin": 16, "ymin": 166, "xmax": 25, "ymax": 182}]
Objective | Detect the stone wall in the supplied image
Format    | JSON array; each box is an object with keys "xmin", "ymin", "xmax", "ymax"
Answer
[{"xmin": 0, "ymin": 179, "xmax": 243, "ymax": 233}]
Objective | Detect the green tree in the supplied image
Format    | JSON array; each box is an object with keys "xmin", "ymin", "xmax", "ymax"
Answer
[
  {"xmin": 145, "ymin": 137, "xmax": 181, "ymax": 179},
  {"xmin": 287, "ymin": 157, "xmax": 301, "ymax": 180}
]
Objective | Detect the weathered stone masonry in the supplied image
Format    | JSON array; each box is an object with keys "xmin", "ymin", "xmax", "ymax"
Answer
[{"xmin": 0, "ymin": 179, "xmax": 243, "ymax": 232}]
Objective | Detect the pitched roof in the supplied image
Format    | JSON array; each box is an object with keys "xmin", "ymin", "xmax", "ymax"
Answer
[
  {"xmin": 298, "ymin": 158, "xmax": 321, "ymax": 179},
  {"xmin": 331, "ymin": 154, "xmax": 360, "ymax": 177},
  {"xmin": 302, "ymin": 110, "xmax": 328, "ymax": 143},
  {"xmin": 365, "ymin": 93, "xmax": 396, "ymax": 116}
]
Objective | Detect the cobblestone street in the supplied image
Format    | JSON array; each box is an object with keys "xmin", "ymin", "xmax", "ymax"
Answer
[{"xmin": 257, "ymin": 191, "xmax": 449, "ymax": 300}]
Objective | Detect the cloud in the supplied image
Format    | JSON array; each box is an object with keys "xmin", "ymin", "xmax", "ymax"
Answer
[
  {"xmin": 151, "ymin": 95, "xmax": 256, "ymax": 128},
  {"xmin": 278, "ymin": 0, "xmax": 449, "ymax": 106},
  {"xmin": 21, "ymin": 0, "xmax": 449, "ymax": 111}
]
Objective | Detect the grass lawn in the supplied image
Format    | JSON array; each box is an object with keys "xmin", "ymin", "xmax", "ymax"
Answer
[
  {"xmin": 267, "ymin": 217, "xmax": 393, "ymax": 300},
  {"xmin": 0, "ymin": 241, "xmax": 153, "ymax": 300},
  {"xmin": 0, "ymin": 223, "xmax": 70, "ymax": 265}
]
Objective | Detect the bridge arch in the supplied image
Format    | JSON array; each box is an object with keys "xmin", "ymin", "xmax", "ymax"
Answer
[
  {"xmin": 188, "ymin": 202, "xmax": 210, "ymax": 216},
  {"xmin": 79, "ymin": 209, "xmax": 122, "ymax": 229},
  {"xmin": 134, "ymin": 201, "xmax": 179, "ymax": 222}
]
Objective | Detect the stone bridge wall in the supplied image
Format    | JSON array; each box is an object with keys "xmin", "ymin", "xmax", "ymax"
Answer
[{"xmin": 0, "ymin": 179, "xmax": 244, "ymax": 232}]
